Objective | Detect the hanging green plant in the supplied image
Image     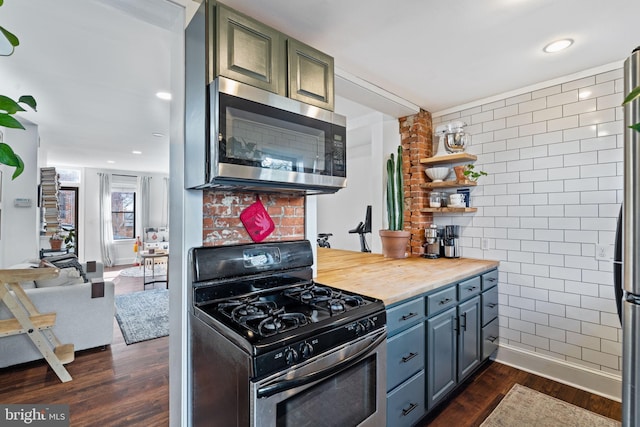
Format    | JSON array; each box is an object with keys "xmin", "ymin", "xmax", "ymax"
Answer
[{"xmin": 0, "ymin": 0, "xmax": 37, "ymax": 179}]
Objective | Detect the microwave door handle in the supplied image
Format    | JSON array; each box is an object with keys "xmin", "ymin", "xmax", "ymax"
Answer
[{"xmin": 256, "ymin": 331, "xmax": 386, "ymax": 399}]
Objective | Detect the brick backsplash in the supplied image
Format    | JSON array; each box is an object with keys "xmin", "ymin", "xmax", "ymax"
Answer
[
  {"xmin": 432, "ymin": 67, "xmax": 624, "ymax": 375},
  {"xmin": 202, "ymin": 191, "xmax": 305, "ymax": 246}
]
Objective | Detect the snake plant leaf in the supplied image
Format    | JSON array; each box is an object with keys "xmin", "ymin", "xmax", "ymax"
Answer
[
  {"xmin": 0, "ymin": 25, "xmax": 19, "ymax": 56},
  {"xmin": 623, "ymin": 85, "xmax": 640, "ymax": 105},
  {"xmin": 630, "ymin": 123, "xmax": 640, "ymax": 133},
  {"xmin": 0, "ymin": 112, "xmax": 25, "ymax": 129},
  {"xmin": 0, "ymin": 142, "xmax": 24, "ymax": 179},
  {"xmin": 18, "ymin": 95, "xmax": 37, "ymax": 111},
  {"xmin": 0, "ymin": 95, "xmax": 26, "ymax": 114}
]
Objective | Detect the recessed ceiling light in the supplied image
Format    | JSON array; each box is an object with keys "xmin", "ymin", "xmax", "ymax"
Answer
[
  {"xmin": 543, "ymin": 39, "xmax": 574, "ymax": 53},
  {"xmin": 152, "ymin": 132, "xmax": 164, "ymax": 137},
  {"xmin": 132, "ymin": 150, "xmax": 142, "ymax": 155},
  {"xmin": 107, "ymin": 160, "xmax": 116, "ymax": 164},
  {"xmin": 156, "ymin": 91, "xmax": 172, "ymax": 100}
]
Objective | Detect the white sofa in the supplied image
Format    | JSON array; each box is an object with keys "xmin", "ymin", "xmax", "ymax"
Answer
[{"xmin": 0, "ymin": 261, "xmax": 115, "ymax": 368}]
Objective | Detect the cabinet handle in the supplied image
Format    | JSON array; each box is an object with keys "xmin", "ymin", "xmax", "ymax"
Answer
[
  {"xmin": 487, "ymin": 277, "xmax": 497, "ymax": 283},
  {"xmin": 439, "ymin": 298, "xmax": 452, "ymax": 305},
  {"xmin": 401, "ymin": 402, "xmax": 418, "ymax": 417},
  {"xmin": 487, "ymin": 336, "xmax": 497, "ymax": 343},
  {"xmin": 400, "ymin": 312, "xmax": 418, "ymax": 321},
  {"xmin": 466, "ymin": 286, "xmax": 478, "ymax": 292},
  {"xmin": 460, "ymin": 313, "xmax": 467, "ymax": 331},
  {"xmin": 401, "ymin": 352, "xmax": 418, "ymax": 363},
  {"xmin": 487, "ymin": 303, "xmax": 497, "ymax": 308}
]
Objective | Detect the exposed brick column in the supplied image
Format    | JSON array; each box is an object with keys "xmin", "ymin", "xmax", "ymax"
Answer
[{"xmin": 399, "ymin": 109, "xmax": 433, "ymax": 256}]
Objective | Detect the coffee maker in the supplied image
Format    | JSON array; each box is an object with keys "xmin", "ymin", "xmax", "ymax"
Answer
[
  {"xmin": 423, "ymin": 224, "xmax": 441, "ymax": 259},
  {"xmin": 442, "ymin": 225, "xmax": 460, "ymax": 258}
]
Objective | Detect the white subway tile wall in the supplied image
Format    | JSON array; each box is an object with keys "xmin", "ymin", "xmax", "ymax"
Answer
[{"xmin": 432, "ymin": 67, "xmax": 624, "ymax": 375}]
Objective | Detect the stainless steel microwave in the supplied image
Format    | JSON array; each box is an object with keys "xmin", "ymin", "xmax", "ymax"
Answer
[{"xmin": 185, "ymin": 76, "xmax": 347, "ymax": 194}]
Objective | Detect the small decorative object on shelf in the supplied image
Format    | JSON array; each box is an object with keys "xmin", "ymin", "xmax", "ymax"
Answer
[
  {"xmin": 49, "ymin": 233, "xmax": 64, "ymax": 250},
  {"xmin": 462, "ymin": 164, "xmax": 488, "ymax": 182}
]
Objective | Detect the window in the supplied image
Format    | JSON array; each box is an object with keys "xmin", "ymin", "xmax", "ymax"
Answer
[
  {"xmin": 58, "ymin": 187, "xmax": 79, "ymax": 254},
  {"xmin": 111, "ymin": 175, "xmax": 137, "ymax": 240}
]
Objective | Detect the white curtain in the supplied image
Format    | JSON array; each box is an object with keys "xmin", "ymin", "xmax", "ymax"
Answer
[
  {"xmin": 162, "ymin": 176, "xmax": 169, "ymax": 227},
  {"xmin": 98, "ymin": 173, "xmax": 116, "ymax": 267},
  {"xmin": 139, "ymin": 176, "xmax": 152, "ymax": 232}
]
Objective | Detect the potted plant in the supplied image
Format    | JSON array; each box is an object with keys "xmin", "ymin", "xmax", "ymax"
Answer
[
  {"xmin": 379, "ymin": 145, "xmax": 411, "ymax": 258},
  {"xmin": 0, "ymin": 2, "xmax": 37, "ymax": 179},
  {"xmin": 49, "ymin": 232, "xmax": 64, "ymax": 251}
]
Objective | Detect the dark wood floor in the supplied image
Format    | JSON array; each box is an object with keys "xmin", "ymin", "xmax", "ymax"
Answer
[{"xmin": 0, "ymin": 267, "xmax": 622, "ymax": 426}]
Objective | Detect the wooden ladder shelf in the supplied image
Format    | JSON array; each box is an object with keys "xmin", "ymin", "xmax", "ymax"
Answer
[{"xmin": 0, "ymin": 268, "xmax": 74, "ymax": 382}]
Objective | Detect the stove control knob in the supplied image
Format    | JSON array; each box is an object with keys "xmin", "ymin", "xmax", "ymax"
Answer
[
  {"xmin": 364, "ymin": 318, "xmax": 376, "ymax": 332},
  {"xmin": 355, "ymin": 321, "xmax": 366, "ymax": 335},
  {"xmin": 284, "ymin": 348, "xmax": 299, "ymax": 365},
  {"xmin": 299, "ymin": 342, "xmax": 314, "ymax": 359}
]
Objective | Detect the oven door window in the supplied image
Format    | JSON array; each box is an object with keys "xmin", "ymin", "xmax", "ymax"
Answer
[
  {"xmin": 219, "ymin": 93, "xmax": 341, "ymax": 176},
  {"xmin": 276, "ymin": 355, "xmax": 376, "ymax": 427}
]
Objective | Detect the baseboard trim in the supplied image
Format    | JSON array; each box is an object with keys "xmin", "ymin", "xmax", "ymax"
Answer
[{"xmin": 494, "ymin": 344, "xmax": 622, "ymax": 402}]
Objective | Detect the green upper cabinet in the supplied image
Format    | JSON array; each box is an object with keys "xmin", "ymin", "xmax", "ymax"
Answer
[
  {"xmin": 287, "ymin": 38, "xmax": 335, "ymax": 111},
  {"xmin": 214, "ymin": 4, "xmax": 286, "ymax": 96}
]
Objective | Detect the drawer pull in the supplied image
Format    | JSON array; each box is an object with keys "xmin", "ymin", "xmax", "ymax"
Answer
[
  {"xmin": 487, "ymin": 303, "xmax": 497, "ymax": 308},
  {"xmin": 439, "ymin": 298, "xmax": 452, "ymax": 305},
  {"xmin": 487, "ymin": 277, "xmax": 497, "ymax": 282},
  {"xmin": 401, "ymin": 402, "xmax": 418, "ymax": 417},
  {"xmin": 400, "ymin": 312, "xmax": 418, "ymax": 321},
  {"xmin": 466, "ymin": 286, "xmax": 478, "ymax": 292},
  {"xmin": 487, "ymin": 336, "xmax": 497, "ymax": 343},
  {"xmin": 401, "ymin": 352, "xmax": 418, "ymax": 363}
]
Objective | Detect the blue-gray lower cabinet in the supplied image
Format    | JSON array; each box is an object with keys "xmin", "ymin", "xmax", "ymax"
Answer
[
  {"xmin": 457, "ymin": 296, "xmax": 482, "ymax": 381},
  {"xmin": 426, "ymin": 307, "xmax": 457, "ymax": 410},
  {"xmin": 385, "ymin": 268, "xmax": 499, "ymax": 425},
  {"xmin": 387, "ymin": 370, "xmax": 425, "ymax": 427},
  {"xmin": 387, "ymin": 323, "xmax": 425, "ymax": 391}
]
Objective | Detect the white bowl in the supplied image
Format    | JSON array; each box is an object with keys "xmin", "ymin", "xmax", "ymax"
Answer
[{"xmin": 425, "ymin": 167, "xmax": 450, "ymax": 182}]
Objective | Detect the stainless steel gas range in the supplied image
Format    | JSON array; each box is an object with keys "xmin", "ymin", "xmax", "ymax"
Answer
[{"xmin": 189, "ymin": 240, "xmax": 387, "ymax": 427}]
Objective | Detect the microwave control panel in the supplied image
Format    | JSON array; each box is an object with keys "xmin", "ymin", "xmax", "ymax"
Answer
[{"xmin": 332, "ymin": 135, "xmax": 345, "ymax": 174}]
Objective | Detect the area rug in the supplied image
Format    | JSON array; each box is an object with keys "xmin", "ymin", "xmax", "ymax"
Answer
[
  {"xmin": 114, "ymin": 289, "xmax": 169, "ymax": 345},
  {"xmin": 480, "ymin": 384, "xmax": 620, "ymax": 427},
  {"xmin": 118, "ymin": 265, "xmax": 167, "ymax": 278}
]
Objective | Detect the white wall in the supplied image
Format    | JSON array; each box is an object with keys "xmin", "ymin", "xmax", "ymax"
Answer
[
  {"xmin": 432, "ymin": 66, "xmax": 624, "ymax": 398},
  {"xmin": 82, "ymin": 168, "xmax": 169, "ymax": 265},
  {"xmin": 0, "ymin": 123, "xmax": 40, "ymax": 266},
  {"xmin": 317, "ymin": 113, "xmax": 400, "ymax": 254}
]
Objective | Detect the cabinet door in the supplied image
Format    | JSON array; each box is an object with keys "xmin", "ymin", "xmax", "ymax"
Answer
[
  {"xmin": 287, "ymin": 38, "xmax": 334, "ymax": 110},
  {"xmin": 457, "ymin": 296, "xmax": 481, "ymax": 381},
  {"xmin": 387, "ymin": 323, "xmax": 425, "ymax": 391},
  {"xmin": 426, "ymin": 308, "xmax": 457, "ymax": 410},
  {"xmin": 216, "ymin": 5, "xmax": 285, "ymax": 95}
]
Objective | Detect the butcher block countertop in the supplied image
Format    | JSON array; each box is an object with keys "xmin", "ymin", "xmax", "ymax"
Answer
[{"xmin": 316, "ymin": 248, "xmax": 499, "ymax": 306}]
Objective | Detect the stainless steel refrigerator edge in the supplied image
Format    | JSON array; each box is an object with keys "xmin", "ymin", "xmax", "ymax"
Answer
[{"xmin": 620, "ymin": 46, "xmax": 640, "ymax": 427}]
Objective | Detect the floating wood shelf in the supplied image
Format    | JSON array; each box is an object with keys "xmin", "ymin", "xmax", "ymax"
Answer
[
  {"xmin": 421, "ymin": 180, "xmax": 477, "ymax": 189},
  {"xmin": 420, "ymin": 153, "xmax": 477, "ymax": 166},
  {"xmin": 421, "ymin": 207, "xmax": 478, "ymax": 213}
]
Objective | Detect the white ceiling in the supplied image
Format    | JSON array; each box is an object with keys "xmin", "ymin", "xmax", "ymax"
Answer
[{"xmin": 1, "ymin": 0, "xmax": 640, "ymax": 173}]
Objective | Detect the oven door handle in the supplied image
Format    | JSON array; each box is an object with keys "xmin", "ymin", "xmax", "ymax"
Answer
[{"xmin": 256, "ymin": 331, "xmax": 386, "ymax": 399}]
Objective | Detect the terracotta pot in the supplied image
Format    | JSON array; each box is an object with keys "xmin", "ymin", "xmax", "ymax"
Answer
[
  {"xmin": 453, "ymin": 165, "xmax": 466, "ymax": 182},
  {"xmin": 379, "ymin": 230, "xmax": 411, "ymax": 259},
  {"xmin": 50, "ymin": 239, "xmax": 63, "ymax": 250}
]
